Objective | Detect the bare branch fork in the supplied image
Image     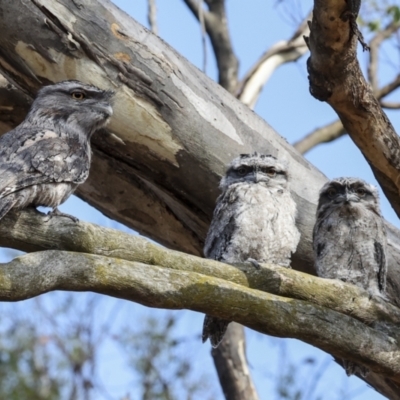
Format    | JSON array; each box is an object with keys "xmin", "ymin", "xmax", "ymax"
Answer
[{"xmin": 1, "ymin": 209, "xmax": 400, "ymax": 380}]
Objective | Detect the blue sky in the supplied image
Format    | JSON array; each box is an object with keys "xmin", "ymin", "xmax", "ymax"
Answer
[{"xmin": 3, "ymin": 1, "xmax": 399, "ymax": 399}]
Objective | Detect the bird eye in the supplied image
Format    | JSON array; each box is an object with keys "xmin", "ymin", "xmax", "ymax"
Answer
[
  {"xmin": 236, "ymin": 167, "xmax": 247, "ymax": 176},
  {"xmin": 71, "ymin": 91, "xmax": 85, "ymax": 100},
  {"xmin": 326, "ymin": 188, "xmax": 337, "ymax": 197},
  {"xmin": 356, "ymin": 188, "xmax": 366, "ymax": 197},
  {"xmin": 266, "ymin": 168, "xmax": 277, "ymax": 177}
]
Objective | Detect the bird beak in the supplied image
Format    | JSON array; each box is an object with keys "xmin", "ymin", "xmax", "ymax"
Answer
[
  {"xmin": 344, "ymin": 190, "xmax": 358, "ymax": 203},
  {"xmin": 98, "ymin": 103, "xmax": 113, "ymax": 119}
]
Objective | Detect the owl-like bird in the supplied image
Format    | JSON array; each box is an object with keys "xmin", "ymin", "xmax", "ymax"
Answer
[
  {"xmin": 0, "ymin": 80, "xmax": 113, "ymax": 221},
  {"xmin": 313, "ymin": 177, "xmax": 387, "ymax": 376},
  {"xmin": 202, "ymin": 153, "xmax": 301, "ymax": 347}
]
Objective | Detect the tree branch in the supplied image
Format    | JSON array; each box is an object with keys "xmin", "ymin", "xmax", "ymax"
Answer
[
  {"xmin": 293, "ymin": 120, "xmax": 345, "ymax": 154},
  {"xmin": 376, "ymin": 74, "xmax": 400, "ymax": 99},
  {"xmin": 2, "ymin": 208, "xmax": 400, "ymax": 396},
  {"xmin": 211, "ymin": 323, "xmax": 259, "ymax": 400},
  {"xmin": 237, "ymin": 13, "xmax": 311, "ymax": 109},
  {"xmin": 0, "ymin": 74, "xmax": 31, "ymax": 135},
  {"xmin": 307, "ymin": 0, "xmax": 400, "ymax": 219},
  {"xmin": 182, "ymin": 0, "xmax": 239, "ymax": 92},
  {"xmin": 147, "ymin": 0, "xmax": 158, "ymax": 35},
  {"xmin": 2, "ymin": 248, "xmax": 400, "ymax": 385},
  {"xmin": 294, "ymin": 14, "xmax": 400, "ymax": 155},
  {"xmin": 368, "ymin": 20, "xmax": 400, "ymax": 92},
  {"xmin": 381, "ymin": 101, "xmax": 400, "ymax": 109},
  {"xmin": 2, "ymin": 209, "xmax": 400, "ymax": 330}
]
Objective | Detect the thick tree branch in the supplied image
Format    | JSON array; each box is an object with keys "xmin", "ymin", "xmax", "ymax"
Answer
[
  {"xmin": 237, "ymin": 13, "xmax": 310, "ymax": 109},
  {"xmin": 0, "ymin": 0, "xmax": 329, "ymax": 262},
  {"xmin": 307, "ymin": 0, "xmax": 400, "ymax": 218},
  {"xmin": 3, "ymin": 209, "xmax": 400, "ymax": 396},
  {"xmin": 295, "ymin": 14, "xmax": 400, "ymax": 155},
  {"xmin": 183, "ymin": 0, "xmax": 239, "ymax": 92},
  {"xmin": 2, "ymin": 249, "xmax": 400, "ymax": 384},
  {"xmin": 2, "ymin": 208, "xmax": 400, "ymax": 329}
]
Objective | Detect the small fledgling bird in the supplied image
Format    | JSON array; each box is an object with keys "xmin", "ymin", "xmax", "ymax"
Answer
[
  {"xmin": 313, "ymin": 177, "xmax": 387, "ymax": 376},
  {"xmin": 0, "ymin": 80, "xmax": 113, "ymax": 221},
  {"xmin": 202, "ymin": 153, "xmax": 300, "ymax": 347}
]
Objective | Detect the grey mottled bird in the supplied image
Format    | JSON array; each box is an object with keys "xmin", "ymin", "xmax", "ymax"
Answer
[
  {"xmin": 313, "ymin": 177, "xmax": 387, "ymax": 376},
  {"xmin": 202, "ymin": 153, "xmax": 300, "ymax": 347},
  {"xmin": 0, "ymin": 80, "xmax": 113, "ymax": 221}
]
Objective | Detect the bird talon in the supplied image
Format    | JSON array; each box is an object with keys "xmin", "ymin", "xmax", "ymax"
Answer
[
  {"xmin": 47, "ymin": 208, "xmax": 79, "ymax": 223},
  {"xmin": 247, "ymin": 258, "xmax": 261, "ymax": 269}
]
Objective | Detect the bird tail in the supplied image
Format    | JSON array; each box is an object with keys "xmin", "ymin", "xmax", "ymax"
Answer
[
  {"xmin": 202, "ymin": 315, "xmax": 230, "ymax": 348},
  {"xmin": 0, "ymin": 196, "xmax": 15, "ymax": 221}
]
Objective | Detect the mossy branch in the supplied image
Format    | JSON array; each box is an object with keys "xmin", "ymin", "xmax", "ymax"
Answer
[
  {"xmin": 1, "ymin": 209, "xmax": 400, "ymax": 381},
  {"xmin": 1, "ymin": 248, "xmax": 400, "ymax": 381},
  {"xmin": 1, "ymin": 209, "xmax": 399, "ymax": 328}
]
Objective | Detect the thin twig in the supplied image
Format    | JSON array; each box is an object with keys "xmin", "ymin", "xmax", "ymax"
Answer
[
  {"xmin": 198, "ymin": 0, "xmax": 207, "ymax": 73},
  {"xmin": 147, "ymin": 0, "xmax": 158, "ymax": 35},
  {"xmin": 368, "ymin": 20, "xmax": 400, "ymax": 91}
]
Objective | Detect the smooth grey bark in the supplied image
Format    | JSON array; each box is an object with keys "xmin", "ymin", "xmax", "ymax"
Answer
[{"xmin": 0, "ymin": 0, "xmax": 324, "ymax": 264}]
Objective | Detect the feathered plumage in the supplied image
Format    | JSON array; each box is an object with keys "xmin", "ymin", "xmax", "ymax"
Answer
[
  {"xmin": 202, "ymin": 153, "xmax": 300, "ymax": 347},
  {"xmin": 313, "ymin": 177, "xmax": 388, "ymax": 377},
  {"xmin": 0, "ymin": 80, "xmax": 113, "ymax": 220}
]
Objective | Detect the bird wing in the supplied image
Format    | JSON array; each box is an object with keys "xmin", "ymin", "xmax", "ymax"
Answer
[
  {"xmin": 203, "ymin": 189, "xmax": 238, "ymax": 260},
  {"xmin": 0, "ymin": 128, "xmax": 89, "ymax": 198}
]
